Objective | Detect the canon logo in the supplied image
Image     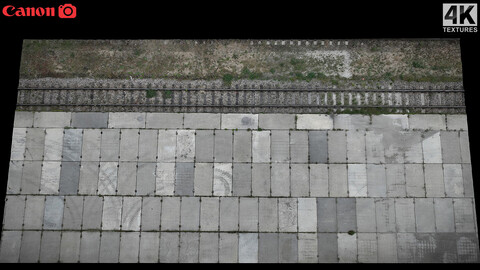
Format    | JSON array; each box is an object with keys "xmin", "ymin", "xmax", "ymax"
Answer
[{"xmin": 2, "ymin": 4, "xmax": 76, "ymax": 18}]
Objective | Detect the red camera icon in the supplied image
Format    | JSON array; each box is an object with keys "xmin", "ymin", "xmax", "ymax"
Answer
[{"xmin": 58, "ymin": 4, "xmax": 76, "ymax": 18}]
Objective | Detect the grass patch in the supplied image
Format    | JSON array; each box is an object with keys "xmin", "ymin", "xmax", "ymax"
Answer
[
  {"xmin": 162, "ymin": 90, "xmax": 173, "ymax": 99},
  {"xmin": 146, "ymin": 89, "xmax": 157, "ymax": 98},
  {"xmin": 222, "ymin": 73, "xmax": 234, "ymax": 86}
]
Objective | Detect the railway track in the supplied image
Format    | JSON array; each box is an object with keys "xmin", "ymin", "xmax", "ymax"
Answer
[{"xmin": 16, "ymin": 88, "xmax": 466, "ymax": 114}]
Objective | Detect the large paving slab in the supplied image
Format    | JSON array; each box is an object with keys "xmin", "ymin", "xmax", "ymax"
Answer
[{"xmin": 1, "ymin": 112, "xmax": 478, "ymax": 264}]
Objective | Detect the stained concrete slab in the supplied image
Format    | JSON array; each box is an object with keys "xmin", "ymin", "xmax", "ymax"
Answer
[
  {"xmin": 14, "ymin": 111, "xmax": 34, "ymax": 128},
  {"xmin": 424, "ymin": 164, "xmax": 445, "ymax": 197},
  {"xmin": 221, "ymin": 114, "xmax": 258, "ymax": 130},
  {"xmin": 297, "ymin": 114, "xmax": 333, "ymax": 130},
  {"xmin": 278, "ymin": 198, "xmax": 297, "ymax": 232},
  {"xmin": 317, "ymin": 233, "xmax": 338, "ymax": 263},
  {"xmin": 21, "ymin": 161, "xmax": 42, "ymax": 194},
  {"xmin": 156, "ymin": 163, "xmax": 175, "ymax": 195},
  {"xmin": 338, "ymin": 233, "xmax": 357, "ymax": 263},
  {"xmin": 213, "ymin": 163, "xmax": 233, "ymax": 196},
  {"xmin": 25, "ymin": 128, "xmax": 45, "ymax": 161},
  {"xmin": 43, "ymin": 195, "xmax": 65, "ymax": 230},
  {"xmin": 71, "ymin": 112, "xmax": 108, "ymax": 128},
  {"xmin": 298, "ymin": 198, "xmax": 317, "ymax": 232},
  {"xmin": 179, "ymin": 232, "xmax": 199, "ymax": 263},
  {"xmin": 309, "ymin": 131, "xmax": 328, "ymax": 163},
  {"xmin": 108, "ymin": 112, "xmax": 145, "ymax": 128},
  {"xmin": 298, "ymin": 233, "xmax": 318, "ymax": 263},
  {"xmin": 62, "ymin": 196, "xmax": 83, "ymax": 230},
  {"xmin": 348, "ymin": 164, "xmax": 367, "ymax": 197},
  {"xmin": 40, "ymin": 161, "xmax": 61, "ymax": 194},
  {"xmin": 97, "ymin": 162, "xmax": 118, "ymax": 195},
  {"xmin": 409, "ymin": 114, "xmax": 446, "ymax": 130},
  {"xmin": 10, "ymin": 128, "xmax": 26, "ymax": 161},
  {"xmin": 159, "ymin": 232, "xmax": 179, "ymax": 263},
  {"xmin": 239, "ymin": 233, "xmax": 258, "ymax": 263},
  {"xmin": 175, "ymin": 162, "xmax": 195, "ymax": 196},
  {"xmin": 44, "ymin": 128, "xmax": 64, "ymax": 161},
  {"xmin": 441, "ymin": 131, "xmax": 462, "ymax": 164},
  {"xmin": 422, "ymin": 131, "xmax": 443, "ymax": 163},
  {"xmin": 356, "ymin": 198, "xmax": 376, "ymax": 233},
  {"xmin": 19, "ymin": 230, "xmax": 41, "ymax": 263},
  {"xmin": 59, "ymin": 161, "xmax": 80, "ymax": 195},
  {"xmin": 176, "ymin": 130, "xmax": 195, "ymax": 162},
  {"xmin": 446, "ymin": 114, "xmax": 468, "ymax": 130},
  {"xmin": 121, "ymin": 197, "xmax": 142, "ymax": 231},
  {"xmin": 405, "ymin": 164, "xmax": 425, "ymax": 197},
  {"xmin": 258, "ymin": 233, "xmax": 278, "ymax": 263},
  {"xmin": 328, "ymin": 130, "xmax": 346, "ymax": 163},
  {"xmin": 279, "ymin": 233, "xmax": 298, "ymax": 263}
]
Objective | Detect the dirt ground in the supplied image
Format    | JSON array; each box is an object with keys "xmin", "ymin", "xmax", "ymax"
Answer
[{"xmin": 19, "ymin": 39, "xmax": 463, "ymax": 88}]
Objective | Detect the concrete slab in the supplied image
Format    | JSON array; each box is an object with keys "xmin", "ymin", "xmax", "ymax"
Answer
[
  {"xmin": 99, "ymin": 232, "xmax": 120, "ymax": 263},
  {"xmin": 337, "ymin": 198, "xmax": 356, "ymax": 232},
  {"xmin": 175, "ymin": 162, "xmax": 194, "ymax": 196},
  {"xmin": 252, "ymin": 163, "xmax": 270, "ymax": 196},
  {"xmin": 180, "ymin": 197, "xmax": 200, "ymax": 231},
  {"xmin": 194, "ymin": 163, "xmax": 213, "ymax": 196},
  {"xmin": 309, "ymin": 164, "xmax": 328, "ymax": 197},
  {"xmin": 297, "ymin": 114, "xmax": 333, "ymax": 130},
  {"xmin": 0, "ymin": 231, "xmax": 21, "ymax": 263},
  {"xmin": 337, "ymin": 233, "xmax": 357, "ymax": 263},
  {"xmin": 415, "ymin": 198, "xmax": 436, "ymax": 232},
  {"xmin": 278, "ymin": 198, "xmax": 297, "ymax": 232},
  {"xmin": 291, "ymin": 164, "xmax": 309, "ymax": 197},
  {"xmin": 221, "ymin": 114, "xmax": 258, "ymax": 130},
  {"xmin": 298, "ymin": 198, "xmax": 317, "ymax": 232},
  {"xmin": 424, "ymin": 164, "xmax": 445, "ymax": 197},
  {"xmin": 156, "ymin": 162, "xmax": 175, "ymax": 195},
  {"xmin": 365, "ymin": 131, "xmax": 385, "ymax": 164},
  {"xmin": 422, "ymin": 131, "xmax": 442, "ymax": 163},
  {"xmin": 44, "ymin": 128, "xmax": 64, "ymax": 161},
  {"xmin": 39, "ymin": 231, "xmax": 61, "ymax": 263},
  {"xmin": 279, "ymin": 233, "xmax": 298, "ymax": 263},
  {"xmin": 402, "ymin": 131, "xmax": 423, "ymax": 163},
  {"xmin": 357, "ymin": 233, "xmax": 378, "ymax": 263},
  {"xmin": 409, "ymin": 114, "xmax": 446, "ymax": 130},
  {"xmin": 199, "ymin": 233, "xmax": 218, "ymax": 263},
  {"xmin": 62, "ymin": 196, "xmax": 83, "ymax": 230},
  {"xmin": 258, "ymin": 198, "xmax": 277, "ymax": 232},
  {"xmin": 233, "ymin": 130, "xmax": 251, "ymax": 162},
  {"xmin": 328, "ymin": 130, "xmax": 346, "ymax": 163},
  {"xmin": 405, "ymin": 164, "xmax": 425, "ymax": 197},
  {"xmin": 443, "ymin": 164, "xmax": 464, "ymax": 197},
  {"xmin": 160, "ymin": 197, "xmax": 180, "ymax": 231},
  {"xmin": 232, "ymin": 163, "xmax": 251, "ymax": 196},
  {"xmin": 377, "ymin": 233, "xmax": 397, "ymax": 263},
  {"xmin": 19, "ymin": 230, "xmax": 41, "ymax": 263},
  {"xmin": 385, "ymin": 164, "xmax": 406, "ymax": 197},
  {"xmin": 219, "ymin": 233, "xmax": 238, "ymax": 263},
  {"xmin": 159, "ymin": 232, "xmax": 179, "ymax": 263},
  {"xmin": 21, "ymin": 160, "xmax": 42, "ymax": 194},
  {"xmin": 309, "ymin": 130, "xmax": 328, "ymax": 163},
  {"xmin": 333, "ymin": 114, "xmax": 370, "ymax": 130},
  {"xmin": 348, "ymin": 164, "xmax": 367, "ymax": 197},
  {"xmin": 81, "ymin": 129, "xmax": 101, "ymax": 161},
  {"xmin": 98, "ymin": 161, "xmax": 118, "ymax": 195},
  {"xmin": 214, "ymin": 163, "xmax": 233, "ymax": 196},
  {"xmin": 329, "ymin": 164, "xmax": 348, "ymax": 197},
  {"xmin": 290, "ymin": 131, "xmax": 309, "ymax": 163},
  {"xmin": 317, "ymin": 233, "xmax": 338, "ymax": 263},
  {"xmin": 100, "ymin": 129, "xmax": 120, "ymax": 161},
  {"xmin": 71, "ymin": 112, "xmax": 108, "ymax": 128},
  {"xmin": 270, "ymin": 163, "xmax": 289, "ymax": 197},
  {"xmin": 59, "ymin": 231, "xmax": 81, "ymax": 263},
  {"xmin": 59, "ymin": 161, "xmax": 80, "ymax": 195},
  {"xmin": 317, "ymin": 198, "xmax": 337, "ymax": 232},
  {"xmin": 146, "ymin": 113, "xmax": 183, "ymax": 128},
  {"xmin": 176, "ymin": 130, "xmax": 195, "ymax": 162},
  {"xmin": 102, "ymin": 196, "xmax": 122, "ymax": 230},
  {"xmin": 395, "ymin": 198, "xmax": 416, "ymax": 232},
  {"xmin": 136, "ymin": 162, "xmax": 156, "ymax": 196},
  {"xmin": 456, "ymin": 233, "xmax": 480, "ymax": 262},
  {"xmin": 346, "ymin": 130, "xmax": 366, "ymax": 163},
  {"xmin": 79, "ymin": 232, "xmax": 100, "ymax": 263},
  {"xmin": 43, "ymin": 195, "xmax": 64, "ymax": 230},
  {"xmin": 40, "ymin": 161, "xmax": 61, "ymax": 194},
  {"xmin": 239, "ymin": 233, "xmax": 258, "ymax": 263},
  {"xmin": 14, "ymin": 111, "xmax": 34, "ymax": 128},
  {"xmin": 252, "ymin": 131, "xmax": 270, "ymax": 162},
  {"xmin": 239, "ymin": 198, "xmax": 258, "ymax": 232},
  {"xmin": 116, "ymin": 162, "xmax": 136, "ymax": 195},
  {"xmin": 371, "ymin": 114, "xmax": 408, "ymax": 130},
  {"xmin": 271, "ymin": 130, "xmax": 289, "ymax": 163},
  {"xmin": 220, "ymin": 197, "xmax": 239, "ymax": 231},
  {"xmin": 258, "ymin": 233, "xmax": 278, "ymax": 263},
  {"xmin": 462, "ymin": 164, "xmax": 474, "ymax": 197},
  {"xmin": 141, "ymin": 197, "xmax": 161, "ymax": 231},
  {"xmin": 447, "ymin": 114, "xmax": 468, "ymax": 130},
  {"xmin": 356, "ymin": 198, "xmax": 376, "ymax": 233},
  {"xmin": 121, "ymin": 197, "xmax": 142, "ymax": 231},
  {"xmin": 459, "ymin": 131, "xmax": 471, "ymax": 163},
  {"xmin": 375, "ymin": 198, "xmax": 396, "ymax": 232},
  {"xmin": 214, "ymin": 130, "xmax": 232, "ymax": 162},
  {"xmin": 259, "ymin": 114, "xmax": 295, "ymax": 129},
  {"xmin": 23, "ymin": 195, "xmax": 45, "ymax": 229},
  {"xmin": 157, "ymin": 130, "xmax": 176, "ymax": 162},
  {"xmin": 119, "ymin": 129, "xmax": 139, "ymax": 161},
  {"xmin": 441, "ymin": 131, "xmax": 462, "ymax": 163},
  {"xmin": 34, "ymin": 112, "xmax": 71, "ymax": 128},
  {"xmin": 200, "ymin": 197, "xmax": 219, "ymax": 231},
  {"xmin": 108, "ymin": 112, "xmax": 145, "ymax": 128},
  {"xmin": 25, "ymin": 128, "xmax": 45, "ymax": 161},
  {"xmin": 453, "ymin": 198, "xmax": 476, "ymax": 232},
  {"xmin": 195, "ymin": 130, "xmax": 214, "ymax": 162},
  {"xmin": 139, "ymin": 232, "xmax": 160, "ymax": 263},
  {"xmin": 434, "ymin": 198, "xmax": 455, "ymax": 232},
  {"xmin": 298, "ymin": 233, "xmax": 318, "ymax": 263},
  {"xmin": 178, "ymin": 232, "xmax": 199, "ymax": 263},
  {"xmin": 10, "ymin": 128, "xmax": 26, "ymax": 161},
  {"xmin": 82, "ymin": 196, "xmax": 103, "ymax": 230},
  {"xmin": 7, "ymin": 161, "xmax": 22, "ymax": 194},
  {"xmin": 2, "ymin": 196, "xmax": 25, "ymax": 230},
  {"xmin": 184, "ymin": 113, "xmax": 220, "ymax": 129}
]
